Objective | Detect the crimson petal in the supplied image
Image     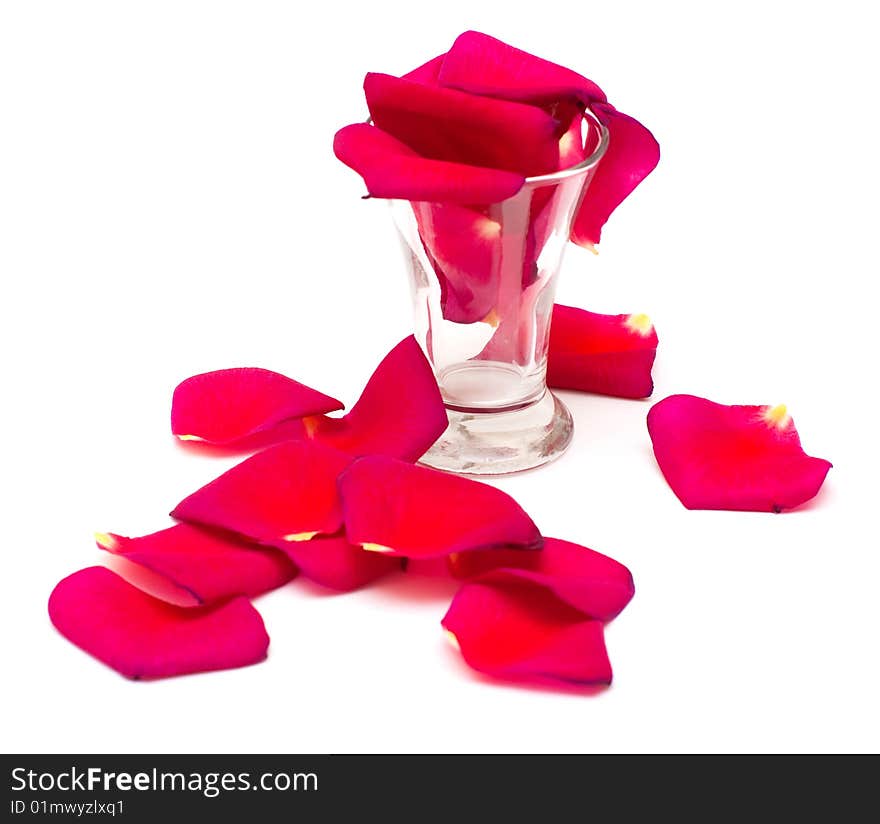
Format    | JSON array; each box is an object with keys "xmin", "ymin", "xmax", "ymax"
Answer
[
  {"xmin": 402, "ymin": 52, "xmax": 446, "ymax": 85},
  {"xmin": 442, "ymin": 579, "xmax": 612, "ymax": 687},
  {"xmin": 96, "ymin": 524, "xmax": 297, "ymax": 606},
  {"xmin": 171, "ymin": 440, "xmax": 350, "ymax": 544},
  {"xmin": 449, "ymin": 537, "xmax": 634, "ymax": 622},
  {"xmin": 171, "ymin": 367, "xmax": 343, "ymax": 445},
  {"xmin": 438, "ymin": 30, "xmax": 607, "ymax": 106},
  {"xmin": 48, "ymin": 567, "xmax": 269, "ymax": 679},
  {"xmin": 571, "ymin": 103, "xmax": 661, "ymax": 247},
  {"xmin": 547, "ymin": 304, "xmax": 658, "ymax": 398},
  {"xmin": 308, "ymin": 336, "xmax": 448, "ymax": 461},
  {"xmin": 338, "ymin": 455, "xmax": 542, "ymax": 558},
  {"xmin": 364, "ymin": 73, "xmax": 560, "ymax": 178},
  {"xmin": 279, "ymin": 535, "xmax": 399, "ymax": 592},
  {"xmin": 647, "ymin": 394, "xmax": 832, "ymax": 512},
  {"xmin": 334, "ymin": 123, "xmax": 525, "ymax": 204}
]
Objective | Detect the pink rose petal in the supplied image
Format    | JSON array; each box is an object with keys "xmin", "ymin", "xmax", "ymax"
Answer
[
  {"xmin": 364, "ymin": 72, "xmax": 560, "ymax": 178},
  {"xmin": 171, "ymin": 367, "xmax": 343, "ymax": 445},
  {"xmin": 547, "ymin": 304, "xmax": 658, "ymax": 398},
  {"xmin": 279, "ymin": 535, "xmax": 399, "ymax": 592},
  {"xmin": 171, "ymin": 440, "xmax": 350, "ymax": 544},
  {"xmin": 442, "ymin": 579, "xmax": 612, "ymax": 687},
  {"xmin": 647, "ymin": 394, "xmax": 832, "ymax": 512},
  {"xmin": 338, "ymin": 455, "xmax": 542, "ymax": 558},
  {"xmin": 48, "ymin": 567, "xmax": 269, "ymax": 680},
  {"xmin": 334, "ymin": 122, "xmax": 526, "ymax": 204},
  {"xmin": 96, "ymin": 524, "xmax": 297, "ymax": 606},
  {"xmin": 449, "ymin": 537, "xmax": 634, "ymax": 622}
]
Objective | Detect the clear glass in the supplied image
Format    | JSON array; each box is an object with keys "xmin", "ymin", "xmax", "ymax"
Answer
[{"xmin": 391, "ymin": 112, "xmax": 609, "ymax": 475}]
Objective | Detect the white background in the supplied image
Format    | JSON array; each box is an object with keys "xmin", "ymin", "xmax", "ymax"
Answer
[{"xmin": 2, "ymin": 1, "xmax": 878, "ymax": 754}]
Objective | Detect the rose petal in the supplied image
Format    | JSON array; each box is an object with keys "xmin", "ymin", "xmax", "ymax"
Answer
[
  {"xmin": 402, "ymin": 53, "xmax": 446, "ymax": 84},
  {"xmin": 171, "ymin": 367, "xmax": 343, "ymax": 445},
  {"xmin": 547, "ymin": 304, "xmax": 658, "ymax": 398},
  {"xmin": 334, "ymin": 122, "xmax": 525, "ymax": 204},
  {"xmin": 48, "ymin": 567, "xmax": 269, "ymax": 679},
  {"xmin": 413, "ymin": 202, "xmax": 501, "ymax": 324},
  {"xmin": 647, "ymin": 394, "xmax": 832, "ymax": 512},
  {"xmin": 571, "ymin": 103, "xmax": 660, "ymax": 247},
  {"xmin": 171, "ymin": 440, "xmax": 350, "ymax": 544},
  {"xmin": 364, "ymin": 73, "xmax": 560, "ymax": 177},
  {"xmin": 438, "ymin": 30, "xmax": 607, "ymax": 106},
  {"xmin": 436, "ymin": 32, "xmax": 659, "ymax": 247},
  {"xmin": 442, "ymin": 579, "xmax": 612, "ymax": 687},
  {"xmin": 448, "ymin": 537, "xmax": 634, "ymax": 622},
  {"xmin": 307, "ymin": 336, "xmax": 448, "ymax": 461},
  {"xmin": 338, "ymin": 455, "xmax": 542, "ymax": 558},
  {"xmin": 279, "ymin": 535, "xmax": 399, "ymax": 592},
  {"xmin": 96, "ymin": 524, "xmax": 297, "ymax": 606}
]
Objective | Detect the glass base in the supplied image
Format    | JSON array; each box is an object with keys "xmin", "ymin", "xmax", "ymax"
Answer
[{"xmin": 419, "ymin": 391, "xmax": 573, "ymax": 476}]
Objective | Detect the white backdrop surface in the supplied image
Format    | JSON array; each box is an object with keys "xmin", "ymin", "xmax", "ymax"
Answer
[{"xmin": 1, "ymin": 0, "xmax": 877, "ymax": 753}]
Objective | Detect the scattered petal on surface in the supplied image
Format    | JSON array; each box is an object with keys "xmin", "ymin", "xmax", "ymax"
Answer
[
  {"xmin": 308, "ymin": 336, "xmax": 448, "ymax": 461},
  {"xmin": 334, "ymin": 122, "xmax": 526, "ymax": 204},
  {"xmin": 448, "ymin": 537, "xmax": 634, "ymax": 621},
  {"xmin": 338, "ymin": 455, "xmax": 542, "ymax": 557},
  {"xmin": 442, "ymin": 579, "xmax": 612, "ymax": 687},
  {"xmin": 171, "ymin": 440, "xmax": 350, "ymax": 544},
  {"xmin": 571, "ymin": 104, "xmax": 661, "ymax": 247},
  {"xmin": 364, "ymin": 72, "xmax": 560, "ymax": 178},
  {"xmin": 438, "ymin": 30, "xmax": 607, "ymax": 106},
  {"xmin": 647, "ymin": 394, "xmax": 832, "ymax": 512},
  {"xmin": 48, "ymin": 567, "xmax": 269, "ymax": 680},
  {"xmin": 547, "ymin": 304, "xmax": 658, "ymax": 398},
  {"xmin": 96, "ymin": 524, "xmax": 297, "ymax": 606},
  {"xmin": 171, "ymin": 367, "xmax": 343, "ymax": 445},
  {"xmin": 279, "ymin": 535, "xmax": 399, "ymax": 592}
]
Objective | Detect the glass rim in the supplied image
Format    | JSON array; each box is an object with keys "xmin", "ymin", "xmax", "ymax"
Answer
[{"xmin": 523, "ymin": 107, "xmax": 609, "ymax": 185}]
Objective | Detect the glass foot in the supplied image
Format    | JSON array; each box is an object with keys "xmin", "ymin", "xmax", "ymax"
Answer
[{"xmin": 419, "ymin": 391, "xmax": 573, "ymax": 476}]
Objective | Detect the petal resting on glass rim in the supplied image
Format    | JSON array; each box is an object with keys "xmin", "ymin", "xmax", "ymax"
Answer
[
  {"xmin": 333, "ymin": 122, "xmax": 526, "ymax": 204},
  {"xmin": 364, "ymin": 72, "xmax": 560, "ymax": 178}
]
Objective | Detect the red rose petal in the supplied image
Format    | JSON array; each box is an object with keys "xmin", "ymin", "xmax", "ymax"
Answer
[
  {"xmin": 171, "ymin": 367, "xmax": 343, "ymax": 445},
  {"xmin": 438, "ymin": 30, "xmax": 607, "ymax": 106},
  {"xmin": 96, "ymin": 524, "xmax": 297, "ymax": 606},
  {"xmin": 448, "ymin": 537, "xmax": 634, "ymax": 622},
  {"xmin": 571, "ymin": 103, "xmax": 660, "ymax": 247},
  {"xmin": 279, "ymin": 535, "xmax": 399, "ymax": 592},
  {"xmin": 442, "ymin": 579, "xmax": 612, "ymax": 687},
  {"xmin": 338, "ymin": 455, "xmax": 542, "ymax": 558},
  {"xmin": 334, "ymin": 122, "xmax": 525, "ymax": 204},
  {"xmin": 403, "ymin": 53, "xmax": 446, "ymax": 85},
  {"xmin": 647, "ymin": 394, "xmax": 832, "ymax": 512},
  {"xmin": 171, "ymin": 440, "xmax": 350, "ymax": 544},
  {"xmin": 364, "ymin": 73, "xmax": 560, "ymax": 178},
  {"xmin": 547, "ymin": 304, "xmax": 658, "ymax": 398},
  {"xmin": 412, "ymin": 202, "xmax": 501, "ymax": 324},
  {"xmin": 48, "ymin": 567, "xmax": 269, "ymax": 679},
  {"xmin": 308, "ymin": 336, "xmax": 448, "ymax": 462}
]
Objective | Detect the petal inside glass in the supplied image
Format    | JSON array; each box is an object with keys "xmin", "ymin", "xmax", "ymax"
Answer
[{"xmin": 390, "ymin": 111, "xmax": 609, "ymax": 474}]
